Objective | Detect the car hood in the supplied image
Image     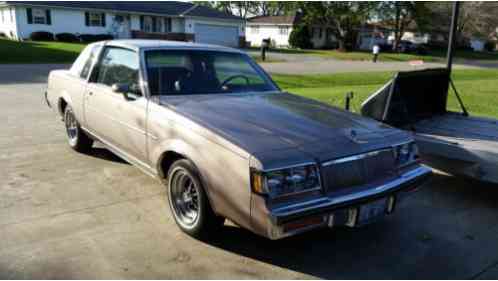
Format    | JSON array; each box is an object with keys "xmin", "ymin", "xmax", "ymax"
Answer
[{"xmin": 158, "ymin": 92, "xmax": 411, "ymax": 163}]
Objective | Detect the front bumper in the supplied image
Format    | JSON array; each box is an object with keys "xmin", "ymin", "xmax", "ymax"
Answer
[{"xmin": 266, "ymin": 165, "xmax": 432, "ymax": 239}]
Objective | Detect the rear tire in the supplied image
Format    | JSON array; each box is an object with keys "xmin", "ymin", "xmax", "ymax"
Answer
[
  {"xmin": 64, "ymin": 105, "xmax": 93, "ymax": 153},
  {"xmin": 167, "ymin": 159, "xmax": 225, "ymax": 239}
]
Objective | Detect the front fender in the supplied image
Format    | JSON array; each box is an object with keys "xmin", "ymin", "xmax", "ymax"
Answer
[{"xmin": 150, "ymin": 136, "xmax": 253, "ymax": 231}]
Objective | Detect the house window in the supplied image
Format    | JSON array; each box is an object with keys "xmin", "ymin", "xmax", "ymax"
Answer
[
  {"xmin": 279, "ymin": 26, "xmax": 289, "ymax": 35},
  {"xmin": 251, "ymin": 26, "xmax": 259, "ymax": 34},
  {"xmin": 33, "ymin": 8, "xmax": 47, "ymax": 24},
  {"xmin": 1, "ymin": 9, "xmax": 4, "ymax": 23},
  {"xmin": 10, "ymin": 8, "xmax": 13, "ymax": 22},
  {"xmin": 318, "ymin": 28, "xmax": 323, "ymax": 39},
  {"xmin": 141, "ymin": 16, "xmax": 167, "ymax": 33},
  {"xmin": 89, "ymin": 12, "xmax": 103, "ymax": 26}
]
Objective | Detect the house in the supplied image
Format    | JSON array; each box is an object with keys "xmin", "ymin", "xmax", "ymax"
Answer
[
  {"xmin": 356, "ymin": 23, "xmax": 389, "ymax": 51},
  {"xmin": 0, "ymin": 1, "xmax": 245, "ymax": 47},
  {"xmin": 246, "ymin": 13, "xmax": 336, "ymax": 49}
]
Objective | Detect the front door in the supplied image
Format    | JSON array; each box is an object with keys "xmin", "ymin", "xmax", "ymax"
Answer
[{"xmin": 84, "ymin": 46, "xmax": 148, "ymax": 165}]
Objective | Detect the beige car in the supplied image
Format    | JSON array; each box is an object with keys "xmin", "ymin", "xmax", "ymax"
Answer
[{"xmin": 46, "ymin": 40, "xmax": 431, "ymax": 240}]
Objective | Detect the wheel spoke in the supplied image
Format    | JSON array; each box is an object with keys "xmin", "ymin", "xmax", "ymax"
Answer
[{"xmin": 170, "ymin": 169, "xmax": 200, "ymax": 227}]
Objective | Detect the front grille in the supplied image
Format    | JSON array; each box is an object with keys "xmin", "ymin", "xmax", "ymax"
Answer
[{"xmin": 321, "ymin": 149, "xmax": 396, "ymax": 193}]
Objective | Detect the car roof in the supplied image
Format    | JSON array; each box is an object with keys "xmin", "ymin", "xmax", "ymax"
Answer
[{"xmin": 92, "ymin": 39, "xmax": 245, "ymax": 54}]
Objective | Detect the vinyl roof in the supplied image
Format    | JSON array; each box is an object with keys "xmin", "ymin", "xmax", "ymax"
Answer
[
  {"xmin": 4, "ymin": 1, "xmax": 243, "ymax": 20},
  {"xmin": 102, "ymin": 39, "xmax": 245, "ymax": 53}
]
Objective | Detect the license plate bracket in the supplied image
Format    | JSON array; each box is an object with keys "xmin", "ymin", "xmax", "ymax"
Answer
[{"xmin": 356, "ymin": 198, "xmax": 388, "ymax": 226}]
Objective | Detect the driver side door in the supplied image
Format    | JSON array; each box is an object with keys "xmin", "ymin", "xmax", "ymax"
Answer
[{"xmin": 84, "ymin": 46, "xmax": 149, "ymax": 165}]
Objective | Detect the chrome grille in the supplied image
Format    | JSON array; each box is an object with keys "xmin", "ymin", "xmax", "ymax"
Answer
[{"xmin": 321, "ymin": 149, "xmax": 396, "ymax": 192}]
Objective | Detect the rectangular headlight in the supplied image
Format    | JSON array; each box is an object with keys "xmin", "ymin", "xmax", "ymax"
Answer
[
  {"xmin": 252, "ymin": 164, "xmax": 321, "ymax": 198},
  {"xmin": 393, "ymin": 142, "xmax": 419, "ymax": 167}
]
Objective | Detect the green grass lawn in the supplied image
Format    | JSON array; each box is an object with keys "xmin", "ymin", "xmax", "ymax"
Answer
[
  {"xmin": 0, "ymin": 39, "xmax": 85, "ymax": 64},
  {"xmin": 273, "ymin": 69, "xmax": 498, "ymax": 118},
  {"xmin": 305, "ymin": 49, "xmax": 498, "ymax": 62},
  {"xmin": 247, "ymin": 46, "xmax": 498, "ymax": 62}
]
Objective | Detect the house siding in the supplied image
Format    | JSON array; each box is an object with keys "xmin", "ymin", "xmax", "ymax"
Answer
[
  {"xmin": 246, "ymin": 24, "xmax": 293, "ymax": 47},
  {"xmin": 0, "ymin": 7, "xmax": 18, "ymax": 39},
  {"xmin": 16, "ymin": 7, "xmax": 111, "ymax": 39}
]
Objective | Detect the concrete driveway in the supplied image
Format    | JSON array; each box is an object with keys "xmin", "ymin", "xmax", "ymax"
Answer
[{"xmin": 1, "ymin": 65, "xmax": 498, "ymax": 279}]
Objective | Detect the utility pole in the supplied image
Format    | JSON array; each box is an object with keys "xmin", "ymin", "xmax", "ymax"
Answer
[{"xmin": 446, "ymin": 1, "xmax": 460, "ymax": 75}]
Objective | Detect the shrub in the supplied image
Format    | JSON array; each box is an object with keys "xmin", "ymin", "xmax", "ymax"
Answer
[
  {"xmin": 29, "ymin": 31, "xmax": 54, "ymax": 41},
  {"xmin": 94, "ymin": 34, "xmax": 114, "ymax": 41},
  {"xmin": 0, "ymin": 32, "xmax": 6, "ymax": 38},
  {"xmin": 288, "ymin": 24, "xmax": 312, "ymax": 49},
  {"xmin": 55, "ymin": 33, "xmax": 79, "ymax": 42},
  {"xmin": 78, "ymin": 33, "xmax": 114, "ymax": 43},
  {"xmin": 484, "ymin": 41, "xmax": 496, "ymax": 52}
]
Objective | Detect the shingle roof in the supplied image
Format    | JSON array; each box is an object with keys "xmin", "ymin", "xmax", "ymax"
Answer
[
  {"xmin": 4, "ymin": 1, "xmax": 242, "ymax": 20},
  {"xmin": 248, "ymin": 13, "xmax": 302, "ymax": 25}
]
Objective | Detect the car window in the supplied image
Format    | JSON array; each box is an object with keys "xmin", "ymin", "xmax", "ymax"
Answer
[
  {"xmin": 79, "ymin": 46, "xmax": 101, "ymax": 79},
  {"xmin": 145, "ymin": 50, "xmax": 277, "ymax": 96},
  {"xmin": 95, "ymin": 47, "xmax": 140, "ymax": 92},
  {"xmin": 70, "ymin": 45, "xmax": 99, "ymax": 79},
  {"xmin": 213, "ymin": 54, "xmax": 266, "ymax": 86}
]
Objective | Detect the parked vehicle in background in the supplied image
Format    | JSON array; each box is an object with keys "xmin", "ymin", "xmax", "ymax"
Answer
[{"xmin": 46, "ymin": 40, "xmax": 431, "ymax": 240}]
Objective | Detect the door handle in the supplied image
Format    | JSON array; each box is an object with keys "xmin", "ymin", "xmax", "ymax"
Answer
[{"xmin": 88, "ymin": 92, "xmax": 93, "ymax": 96}]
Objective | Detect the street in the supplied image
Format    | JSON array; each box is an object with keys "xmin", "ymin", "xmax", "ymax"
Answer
[{"xmin": 1, "ymin": 65, "xmax": 498, "ymax": 279}]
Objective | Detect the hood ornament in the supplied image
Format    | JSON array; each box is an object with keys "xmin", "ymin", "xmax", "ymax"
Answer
[{"xmin": 348, "ymin": 129, "xmax": 368, "ymax": 144}]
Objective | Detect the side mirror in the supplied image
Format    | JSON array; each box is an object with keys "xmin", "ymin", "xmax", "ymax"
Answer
[{"xmin": 111, "ymin": 83, "xmax": 136, "ymax": 100}]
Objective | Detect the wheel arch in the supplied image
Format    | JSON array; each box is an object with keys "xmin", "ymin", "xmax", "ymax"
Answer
[
  {"xmin": 57, "ymin": 92, "xmax": 73, "ymax": 119},
  {"xmin": 155, "ymin": 143, "xmax": 220, "ymax": 216}
]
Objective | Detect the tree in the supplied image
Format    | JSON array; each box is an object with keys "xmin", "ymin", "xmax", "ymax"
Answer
[
  {"xmin": 427, "ymin": 2, "xmax": 498, "ymax": 46},
  {"xmin": 252, "ymin": 2, "xmax": 298, "ymax": 16},
  {"xmin": 288, "ymin": 24, "xmax": 312, "ymax": 49},
  {"xmin": 375, "ymin": 2, "xmax": 431, "ymax": 51},
  {"xmin": 299, "ymin": 2, "xmax": 375, "ymax": 51}
]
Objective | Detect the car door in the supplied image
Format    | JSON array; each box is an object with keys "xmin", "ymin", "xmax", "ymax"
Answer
[{"xmin": 84, "ymin": 46, "xmax": 149, "ymax": 165}]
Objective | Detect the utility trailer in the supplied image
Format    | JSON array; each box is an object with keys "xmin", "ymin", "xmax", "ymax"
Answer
[{"xmin": 361, "ymin": 68, "xmax": 498, "ymax": 184}]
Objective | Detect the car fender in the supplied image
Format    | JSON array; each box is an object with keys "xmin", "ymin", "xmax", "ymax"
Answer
[{"xmin": 152, "ymin": 138, "xmax": 220, "ymax": 212}]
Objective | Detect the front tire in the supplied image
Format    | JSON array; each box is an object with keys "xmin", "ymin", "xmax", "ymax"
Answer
[
  {"xmin": 64, "ymin": 105, "xmax": 93, "ymax": 153},
  {"xmin": 167, "ymin": 159, "xmax": 225, "ymax": 239}
]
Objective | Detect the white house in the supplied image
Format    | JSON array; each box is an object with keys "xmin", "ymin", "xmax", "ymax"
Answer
[
  {"xmin": 0, "ymin": 1, "xmax": 245, "ymax": 47},
  {"xmin": 246, "ymin": 13, "xmax": 336, "ymax": 49}
]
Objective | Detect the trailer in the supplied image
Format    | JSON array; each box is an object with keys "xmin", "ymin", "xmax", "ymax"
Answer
[{"xmin": 361, "ymin": 68, "xmax": 498, "ymax": 184}]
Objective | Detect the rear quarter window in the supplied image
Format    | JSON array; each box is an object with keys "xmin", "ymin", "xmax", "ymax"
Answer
[{"xmin": 69, "ymin": 45, "xmax": 100, "ymax": 80}]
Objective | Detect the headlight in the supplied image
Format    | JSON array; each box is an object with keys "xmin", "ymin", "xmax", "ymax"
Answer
[
  {"xmin": 393, "ymin": 142, "xmax": 419, "ymax": 167},
  {"xmin": 251, "ymin": 164, "xmax": 321, "ymax": 198}
]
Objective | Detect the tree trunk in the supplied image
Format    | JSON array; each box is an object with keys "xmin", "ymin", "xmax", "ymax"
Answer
[
  {"xmin": 338, "ymin": 38, "xmax": 347, "ymax": 52},
  {"xmin": 393, "ymin": 2, "xmax": 401, "ymax": 51}
]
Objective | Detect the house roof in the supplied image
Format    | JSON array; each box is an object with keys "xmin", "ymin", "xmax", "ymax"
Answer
[
  {"xmin": 3, "ymin": 1, "xmax": 243, "ymax": 21},
  {"xmin": 248, "ymin": 13, "xmax": 302, "ymax": 25}
]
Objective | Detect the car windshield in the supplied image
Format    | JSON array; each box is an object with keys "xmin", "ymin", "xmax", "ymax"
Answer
[{"xmin": 145, "ymin": 50, "xmax": 278, "ymax": 95}]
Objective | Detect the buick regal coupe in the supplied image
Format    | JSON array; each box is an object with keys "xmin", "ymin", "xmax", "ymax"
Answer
[{"xmin": 45, "ymin": 40, "xmax": 431, "ymax": 240}]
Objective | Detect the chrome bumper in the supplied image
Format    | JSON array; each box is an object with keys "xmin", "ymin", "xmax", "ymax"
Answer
[{"xmin": 266, "ymin": 165, "xmax": 432, "ymax": 239}]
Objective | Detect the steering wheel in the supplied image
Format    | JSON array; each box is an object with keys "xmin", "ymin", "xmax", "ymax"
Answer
[{"xmin": 220, "ymin": 75, "xmax": 250, "ymax": 89}]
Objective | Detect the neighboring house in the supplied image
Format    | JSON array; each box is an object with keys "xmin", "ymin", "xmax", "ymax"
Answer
[
  {"xmin": 357, "ymin": 23, "xmax": 389, "ymax": 51},
  {"xmin": 246, "ymin": 13, "xmax": 336, "ymax": 49},
  {"xmin": 0, "ymin": 1, "xmax": 245, "ymax": 47}
]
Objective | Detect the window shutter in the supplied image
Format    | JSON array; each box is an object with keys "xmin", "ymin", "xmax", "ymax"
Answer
[
  {"xmin": 84, "ymin": 12, "xmax": 89, "ymax": 26},
  {"xmin": 152, "ymin": 17, "xmax": 157, "ymax": 32},
  {"xmin": 166, "ymin": 18, "xmax": 172, "ymax": 32},
  {"xmin": 101, "ymin": 13, "xmax": 105, "ymax": 27},
  {"xmin": 26, "ymin": 8, "xmax": 33, "ymax": 24},
  {"xmin": 140, "ymin": 15, "xmax": 144, "ymax": 30},
  {"xmin": 45, "ymin": 10, "xmax": 51, "ymax": 25}
]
